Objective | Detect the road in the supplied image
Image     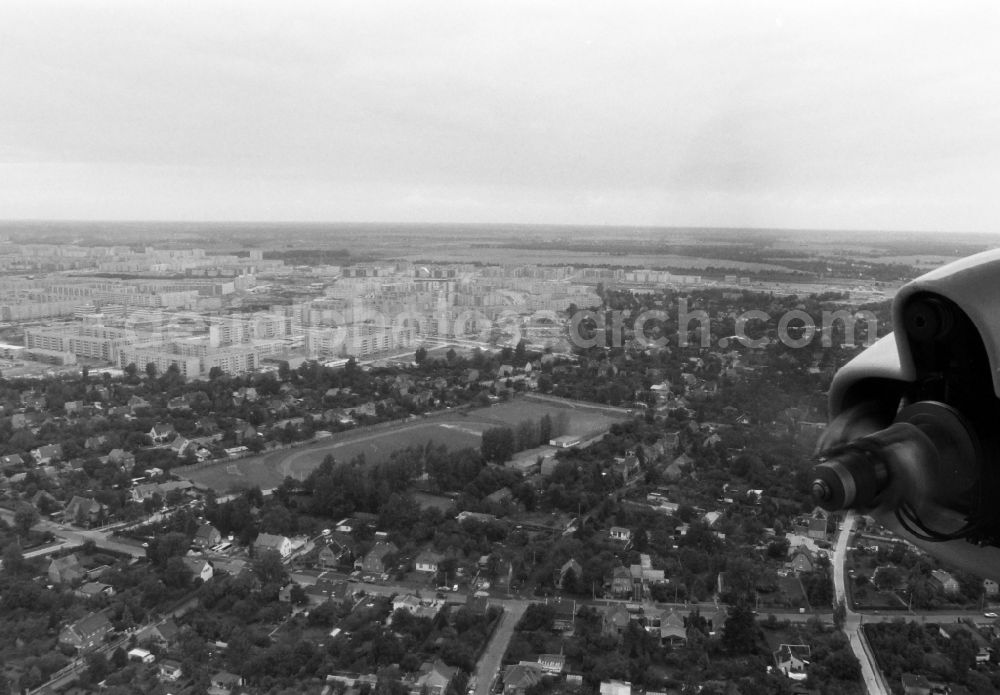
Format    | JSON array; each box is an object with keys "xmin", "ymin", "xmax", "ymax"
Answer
[
  {"xmin": 834, "ymin": 512, "xmax": 890, "ymax": 695},
  {"xmin": 0, "ymin": 507, "xmax": 146, "ymax": 559},
  {"xmin": 473, "ymin": 600, "xmax": 529, "ymax": 695}
]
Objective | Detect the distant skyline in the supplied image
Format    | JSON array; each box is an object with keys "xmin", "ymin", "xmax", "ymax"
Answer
[{"xmin": 1, "ymin": 1, "xmax": 999, "ymax": 233}]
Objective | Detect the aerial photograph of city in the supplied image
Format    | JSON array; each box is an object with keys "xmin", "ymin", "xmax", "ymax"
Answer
[{"xmin": 2, "ymin": 2, "xmax": 1000, "ymax": 695}]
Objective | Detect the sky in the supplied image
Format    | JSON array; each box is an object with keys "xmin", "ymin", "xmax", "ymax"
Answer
[{"xmin": 1, "ymin": 1, "xmax": 999, "ymax": 232}]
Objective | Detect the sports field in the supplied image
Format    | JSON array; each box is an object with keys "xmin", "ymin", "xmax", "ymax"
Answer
[{"xmin": 179, "ymin": 396, "xmax": 625, "ymax": 493}]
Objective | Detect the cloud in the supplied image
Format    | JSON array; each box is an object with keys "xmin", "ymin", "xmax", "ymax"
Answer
[{"xmin": 0, "ymin": 0, "xmax": 998, "ymax": 232}]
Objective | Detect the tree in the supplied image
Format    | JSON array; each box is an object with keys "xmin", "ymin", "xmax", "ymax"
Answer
[
  {"xmin": 278, "ymin": 361, "xmax": 291, "ymax": 382},
  {"xmin": 110, "ymin": 646, "xmax": 128, "ymax": 669},
  {"xmin": 833, "ymin": 600, "xmax": 847, "ymax": 630},
  {"xmin": 722, "ymin": 603, "xmax": 757, "ymax": 655},
  {"xmin": 481, "ymin": 426, "xmax": 515, "ymax": 463},
  {"xmin": 2, "ymin": 541, "xmax": 25, "ymax": 575},
  {"xmin": 14, "ymin": 502, "xmax": 39, "ymax": 537},
  {"xmin": 252, "ymin": 549, "xmax": 288, "ymax": 586},
  {"xmin": 145, "ymin": 362, "xmax": 158, "ymax": 379},
  {"xmin": 414, "ymin": 346, "xmax": 428, "ymax": 365},
  {"xmin": 84, "ymin": 652, "xmax": 109, "ymax": 684}
]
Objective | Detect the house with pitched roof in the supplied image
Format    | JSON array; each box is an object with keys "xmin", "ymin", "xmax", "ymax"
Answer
[
  {"xmin": 413, "ymin": 660, "xmax": 457, "ymax": 695},
  {"xmin": 194, "ymin": 523, "xmax": 222, "ymax": 548},
  {"xmin": 0, "ymin": 454, "xmax": 24, "ymax": 471},
  {"xmin": 75, "ymin": 582, "xmax": 115, "ymax": 600},
  {"xmin": 931, "ymin": 569, "xmax": 960, "ymax": 595},
  {"xmin": 149, "ymin": 423, "xmax": 175, "ymax": 444},
  {"xmin": 392, "ymin": 594, "xmax": 445, "ymax": 620},
  {"xmin": 32, "ymin": 444, "xmax": 63, "ymax": 465},
  {"xmin": 63, "ymin": 496, "xmax": 106, "ymax": 527},
  {"xmin": 317, "ymin": 539, "xmax": 351, "ymax": 568},
  {"xmin": 609, "ymin": 526, "xmax": 633, "ymax": 543},
  {"xmin": 789, "ymin": 548, "xmax": 815, "ymax": 574},
  {"xmin": 603, "ymin": 603, "xmax": 631, "ymax": 636},
  {"xmin": 304, "ymin": 579, "xmax": 351, "ymax": 606},
  {"xmin": 137, "ymin": 619, "xmax": 179, "ymax": 646},
  {"xmin": 357, "ymin": 541, "xmax": 398, "ymax": 574},
  {"xmin": 415, "ymin": 549, "xmax": 445, "ymax": 573},
  {"xmin": 660, "ymin": 610, "xmax": 687, "ymax": 646},
  {"xmin": 169, "ymin": 435, "xmax": 193, "ymax": 457},
  {"xmin": 106, "ymin": 448, "xmax": 135, "ymax": 470},
  {"xmin": 774, "ymin": 644, "xmax": 810, "ymax": 680},
  {"xmin": 900, "ymin": 673, "xmax": 932, "ymax": 695},
  {"xmin": 183, "ymin": 557, "xmax": 214, "ymax": 582},
  {"xmin": 210, "ymin": 671, "xmax": 243, "ymax": 691},
  {"xmin": 49, "ymin": 553, "xmax": 86, "ymax": 585},
  {"xmin": 556, "ymin": 558, "xmax": 583, "ymax": 589},
  {"xmin": 610, "ymin": 566, "xmax": 633, "ymax": 597},
  {"xmin": 501, "ymin": 664, "xmax": 543, "ymax": 695},
  {"xmin": 128, "ymin": 395, "xmax": 150, "ymax": 412},
  {"xmin": 59, "ymin": 612, "xmax": 112, "ymax": 651},
  {"xmin": 254, "ymin": 533, "xmax": 292, "ymax": 559}
]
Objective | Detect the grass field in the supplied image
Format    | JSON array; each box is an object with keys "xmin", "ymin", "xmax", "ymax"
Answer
[{"xmin": 179, "ymin": 396, "xmax": 624, "ymax": 494}]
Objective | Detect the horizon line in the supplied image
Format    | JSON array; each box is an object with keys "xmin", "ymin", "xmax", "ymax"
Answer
[{"xmin": 0, "ymin": 218, "xmax": 995, "ymax": 239}]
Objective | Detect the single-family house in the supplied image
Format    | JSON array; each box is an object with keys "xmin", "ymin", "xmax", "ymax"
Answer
[
  {"xmin": 210, "ymin": 671, "xmax": 243, "ymax": 691},
  {"xmin": 661, "ymin": 610, "xmax": 687, "ymax": 646},
  {"xmin": 84, "ymin": 435, "xmax": 108, "ymax": 450},
  {"xmin": 194, "ymin": 523, "xmax": 222, "ymax": 548},
  {"xmin": 106, "ymin": 448, "xmax": 135, "ymax": 470},
  {"xmin": 169, "ymin": 435, "xmax": 192, "ymax": 457},
  {"xmin": 609, "ymin": 526, "xmax": 632, "ymax": 543},
  {"xmin": 392, "ymin": 594, "xmax": 445, "ymax": 620},
  {"xmin": 556, "ymin": 558, "xmax": 583, "ymax": 589},
  {"xmin": 304, "ymin": 579, "xmax": 351, "ymax": 606},
  {"xmin": 502, "ymin": 664, "xmax": 543, "ymax": 695},
  {"xmin": 415, "ymin": 549, "xmax": 445, "ymax": 573},
  {"xmin": 985, "ymin": 578, "xmax": 999, "ymax": 597},
  {"xmin": 900, "ymin": 673, "xmax": 932, "ymax": 695},
  {"xmin": 603, "ymin": 604, "xmax": 631, "ymax": 636},
  {"xmin": 75, "ymin": 582, "xmax": 115, "ymax": 600},
  {"xmin": 254, "ymin": 533, "xmax": 293, "ymax": 559},
  {"xmin": 357, "ymin": 541, "xmax": 398, "ymax": 574},
  {"xmin": 931, "ymin": 569, "xmax": 960, "ymax": 595},
  {"xmin": 183, "ymin": 557, "xmax": 214, "ymax": 582},
  {"xmin": 789, "ymin": 548, "xmax": 815, "ymax": 574},
  {"xmin": 32, "ymin": 444, "xmax": 63, "ymax": 465},
  {"xmin": 317, "ymin": 539, "xmax": 351, "ymax": 568},
  {"xmin": 610, "ymin": 566, "xmax": 633, "ymax": 597},
  {"xmin": 0, "ymin": 454, "xmax": 24, "ymax": 470},
  {"xmin": 63, "ymin": 496, "xmax": 106, "ymax": 527},
  {"xmin": 415, "ymin": 660, "xmax": 458, "ymax": 695},
  {"xmin": 149, "ymin": 423, "xmax": 175, "ymax": 444},
  {"xmin": 137, "ymin": 619, "xmax": 179, "ymax": 646},
  {"xmin": 167, "ymin": 396, "xmax": 189, "ymax": 411},
  {"xmin": 159, "ymin": 659, "xmax": 183, "ymax": 682},
  {"xmin": 59, "ymin": 612, "xmax": 112, "ymax": 651},
  {"xmin": 49, "ymin": 554, "xmax": 86, "ymax": 585},
  {"xmin": 128, "ymin": 395, "xmax": 150, "ymax": 412},
  {"xmin": 774, "ymin": 644, "xmax": 810, "ymax": 680}
]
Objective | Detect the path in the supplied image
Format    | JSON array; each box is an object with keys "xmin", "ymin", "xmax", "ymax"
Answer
[{"xmin": 474, "ymin": 600, "xmax": 529, "ymax": 695}]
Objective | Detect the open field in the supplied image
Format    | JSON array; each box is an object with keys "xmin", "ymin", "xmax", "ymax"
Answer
[{"xmin": 179, "ymin": 397, "xmax": 625, "ymax": 493}]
